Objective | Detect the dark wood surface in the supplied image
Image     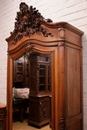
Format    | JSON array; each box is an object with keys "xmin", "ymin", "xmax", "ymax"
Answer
[
  {"xmin": 13, "ymin": 55, "xmax": 29, "ymax": 88},
  {"xmin": 28, "ymin": 53, "xmax": 51, "ymax": 127},
  {"xmin": 6, "ymin": 2, "xmax": 84, "ymax": 130},
  {"xmin": 0, "ymin": 103, "xmax": 6, "ymax": 130},
  {"xmin": 29, "ymin": 95, "xmax": 50, "ymax": 128},
  {"xmin": 13, "ymin": 99, "xmax": 28, "ymax": 122},
  {"xmin": 29, "ymin": 53, "xmax": 51, "ymax": 95}
]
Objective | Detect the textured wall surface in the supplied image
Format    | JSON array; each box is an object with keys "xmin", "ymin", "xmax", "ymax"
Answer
[{"xmin": 0, "ymin": 0, "xmax": 87, "ymax": 129}]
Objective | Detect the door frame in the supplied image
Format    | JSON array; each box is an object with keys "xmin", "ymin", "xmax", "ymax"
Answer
[{"xmin": 6, "ymin": 40, "xmax": 61, "ymax": 130}]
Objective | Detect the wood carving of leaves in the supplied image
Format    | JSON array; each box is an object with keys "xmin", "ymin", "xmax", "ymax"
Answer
[{"xmin": 10, "ymin": 2, "xmax": 53, "ymax": 44}]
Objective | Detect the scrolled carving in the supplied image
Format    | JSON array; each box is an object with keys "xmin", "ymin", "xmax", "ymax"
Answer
[
  {"xmin": 59, "ymin": 118, "xmax": 66, "ymax": 130},
  {"xmin": 25, "ymin": 43, "xmax": 34, "ymax": 52},
  {"xmin": 11, "ymin": 2, "xmax": 53, "ymax": 44}
]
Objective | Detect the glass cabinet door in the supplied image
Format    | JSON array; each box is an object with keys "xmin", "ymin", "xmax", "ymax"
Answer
[{"xmin": 39, "ymin": 64, "xmax": 46, "ymax": 91}]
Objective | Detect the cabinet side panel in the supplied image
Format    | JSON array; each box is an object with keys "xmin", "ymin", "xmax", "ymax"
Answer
[{"xmin": 66, "ymin": 47, "xmax": 81, "ymax": 116}]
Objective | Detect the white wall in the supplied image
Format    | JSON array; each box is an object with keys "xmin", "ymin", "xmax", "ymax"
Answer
[{"xmin": 0, "ymin": 0, "xmax": 87, "ymax": 129}]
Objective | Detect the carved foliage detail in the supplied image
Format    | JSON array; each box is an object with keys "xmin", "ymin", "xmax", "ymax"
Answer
[
  {"xmin": 11, "ymin": 2, "xmax": 53, "ymax": 44},
  {"xmin": 25, "ymin": 44, "xmax": 34, "ymax": 52},
  {"xmin": 59, "ymin": 118, "xmax": 66, "ymax": 130}
]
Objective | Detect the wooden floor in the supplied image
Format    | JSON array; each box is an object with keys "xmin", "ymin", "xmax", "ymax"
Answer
[{"xmin": 13, "ymin": 119, "xmax": 51, "ymax": 130}]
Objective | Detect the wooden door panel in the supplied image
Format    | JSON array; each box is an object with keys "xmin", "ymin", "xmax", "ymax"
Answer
[
  {"xmin": 66, "ymin": 47, "xmax": 81, "ymax": 116},
  {"xmin": 65, "ymin": 46, "xmax": 82, "ymax": 128},
  {"xmin": 67, "ymin": 120, "xmax": 82, "ymax": 130}
]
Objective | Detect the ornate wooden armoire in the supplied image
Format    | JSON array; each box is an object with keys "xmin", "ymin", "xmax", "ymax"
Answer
[{"xmin": 6, "ymin": 2, "xmax": 84, "ymax": 130}]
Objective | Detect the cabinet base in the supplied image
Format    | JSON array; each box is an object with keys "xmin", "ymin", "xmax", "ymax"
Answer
[{"xmin": 28, "ymin": 119, "xmax": 49, "ymax": 128}]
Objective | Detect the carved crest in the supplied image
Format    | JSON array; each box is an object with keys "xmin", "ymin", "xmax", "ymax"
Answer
[
  {"xmin": 59, "ymin": 118, "xmax": 66, "ymax": 130},
  {"xmin": 11, "ymin": 2, "xmax": 53, "ymax": 44}
]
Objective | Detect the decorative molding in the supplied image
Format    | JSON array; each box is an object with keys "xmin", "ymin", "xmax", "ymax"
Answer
[
  {"xmin": 11, "ymin": 2, "xmax": 53, "ymax": 44},
  {"xmin": 59, "ymin": 118, "xmax": 66, "ymax": 130},
  {"xmin": 58, "ymin": 42, "xmax": 65, "ymax": 47},
  {"xmin": 58, "ymin": 28, "xmax": 65, "ymax": 39}
]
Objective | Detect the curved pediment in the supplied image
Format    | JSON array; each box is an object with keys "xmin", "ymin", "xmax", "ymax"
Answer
[
  {"xmin": 6, "ymin": 2, "xmax": 84, "ymax": 53},
  {"xmin": 6, "ymin": 2, "xmax": 54, "ymax": 45}
]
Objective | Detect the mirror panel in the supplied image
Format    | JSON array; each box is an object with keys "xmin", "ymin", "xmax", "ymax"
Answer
[{"xmin": 12, "ymin": 51, "xmax": 52, "ymax": 130}]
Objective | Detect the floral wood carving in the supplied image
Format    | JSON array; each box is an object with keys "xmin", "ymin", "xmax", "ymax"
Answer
[
  {"xmin": 11, "ymin": 2, "xmax": 53, "ymax": 44},
  {"xmin": 59, "ymin": 118, "xmax": 66, "ymax": 130}
]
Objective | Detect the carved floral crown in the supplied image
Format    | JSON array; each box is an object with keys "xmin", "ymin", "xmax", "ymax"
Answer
[{"xmin": 11, "ymin": 2, "xmax": 53, "ymax": 44}]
